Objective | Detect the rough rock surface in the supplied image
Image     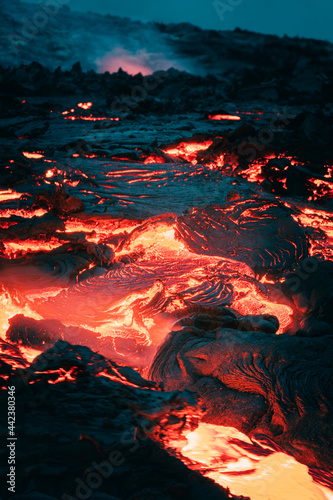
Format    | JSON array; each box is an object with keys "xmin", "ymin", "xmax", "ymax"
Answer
[
  {"xmin": 149, "ymin": 310, "xmax": 333, "ymax": 470},
  {"xmin": 0, "ymin": 341, "xmax": 245, "ymax": 500}
]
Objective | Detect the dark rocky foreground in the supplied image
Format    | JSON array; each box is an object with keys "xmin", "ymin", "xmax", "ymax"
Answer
[{"xmin": 0, "ymin": 340, "xmax": 246, "ymax": 500}]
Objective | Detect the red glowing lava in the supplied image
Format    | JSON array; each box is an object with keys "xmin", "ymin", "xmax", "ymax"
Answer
[
  {"xmin": 22, "ymin": 152, "xmax": 44, "ymax": 159},
  {"xmin": 77, "ymin": 102, "xmax": 93, "ymax": 110},
  {"xmin": 308, "ymin": 178, "xmax": 333, "ymax": 202},
  {"xmin": 2, "ymin": 101, "xmax": 333, "ymax": 500},
  {"xmin": 162, "ymin": 140, "xmax": 213, "ymax": 163},
  {"xmin": 208, "ymin": 114, "xmax": 241, "ymax": 121},
  {"xmin": 143, "ymin": 154, "xmax": 166, "ymax": 164},
  {"xmin": 178, "ymin": 423, "xmax": 332, "ymax": 500},
  {"xmin": 64, "ymin": 115, "xmax": 119, "ymax": 121},
  {"xmin": 0, "ymin": 189, "xmax": 23, "ymax": 202},
  {"xmin": 60, "ymin": 103, "xmax": 119, "ymax": 121},
  {"xmin": 289, "ymin": 206, "xmax": 333, "ymax": 261}
]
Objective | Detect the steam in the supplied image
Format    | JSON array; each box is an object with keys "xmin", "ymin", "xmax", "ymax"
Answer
[
  {"xmin": 95, "ymin": 46, "xmax": 188, "ymax": 75},
  {"xmin": 2, "ymin": 0, "xmax": 203, "ymax": 75}
]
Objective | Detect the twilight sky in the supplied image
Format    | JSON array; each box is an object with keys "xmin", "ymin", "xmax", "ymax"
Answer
[{"xmin": 24, "ymin": 0, "xmax": 333, "ymax": 42}]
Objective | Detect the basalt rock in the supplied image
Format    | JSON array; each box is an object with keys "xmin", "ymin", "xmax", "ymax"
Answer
[
  {"xmin": 0, "ymin": 341, "xmax": 244, "ymax": 500},
  {"xmin": 176, "ymin": 198, "xmax": 308, "ymax": 273},
  {"xmin": 283, "ymin": 259, "xmax": 333, "ymax": 336},
  {"xmin": 33, "ymin": 187, "xmax": 85, "ymax": 215},
  {"xmin": 149, "ymin": 311, "xmax": 333, "ymax": 470}
]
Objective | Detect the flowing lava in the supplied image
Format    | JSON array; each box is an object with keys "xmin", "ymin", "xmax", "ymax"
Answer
[
  {"xmin": 60, "ymin": 102, "xmax": 119, "ymax": 121},
  {"xmin": 0, "ymin": 293, "xmax": 43, "ymax": 367},
  {"xmin": 178, "ymin": 424, "xmax": 333, "ymax": 500},
  {"xmin": 0, "ymin": 190, "xmax": 23, "ymax": 202},
  {"xmin": 22, "ymin": 152, "xmax": 44, "ymax": 159},
  {"xmin": 208, "ymin": 114, "xmax": 241, "ymax": 121},
  {"xmin": 162, "ymin": 140, "xmax": 213, "ymax": 163},
  {"xmin": 64, "ymin": 115, "xmax": 119, "ymax": 121},
  {"xmin": 77, "ymin": 102, "xmax": 93, "ymax": 109},
  {"xmin": 2, "ymin": 111, "xmax": 333, "ymax": 500}
]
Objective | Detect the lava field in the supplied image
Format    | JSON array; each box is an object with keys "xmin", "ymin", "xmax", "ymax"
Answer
[{"xmin": 1, "ymin": 2, "xmax": 333, "ymax": 499}]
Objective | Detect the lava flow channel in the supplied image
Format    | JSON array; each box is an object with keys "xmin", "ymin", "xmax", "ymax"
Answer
[
  {"xmin": 16, "ymin": 214, "xmax": 294, "ymax": 349},
  {"xmin": 1, "ymin": 134, "xmax": 333, "ymax": 500},
  {"xmin": 0, "ymin": 196, "xmax": 309, "ymax": 359}
]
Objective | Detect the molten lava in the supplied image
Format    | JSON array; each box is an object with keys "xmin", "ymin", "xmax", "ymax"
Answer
[
  {"xmin": 162, "ymin": 140, "xmax": 213, "ymax": 163},
  {"xmin": 208, "ymin": 114, "xmax": 241, "ymax": 121},
  {"xmin": 77, "ymin": 102, "xmax": 93, "ymax": 109},
  {"xmin": 1, "ymin": 97, "xmax": 333, "ymax": 500},
  {"xmin": 64, "ymin": 115, "xmax": 119, "ymax": 121},
  {"xmin": 179, "ymin": 424, "xmax": 332, "ymax": 500},
  {"xmin": 0, "ymin": 190, "xmax": 23, "ymax": 202},
  {"xmin": 22, "ymin": 152, "xmax": 44, "ymax": 159}
]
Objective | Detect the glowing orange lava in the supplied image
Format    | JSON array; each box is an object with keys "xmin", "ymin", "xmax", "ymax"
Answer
[
  {"xmin": 240, "ymin": 156, "xmax": 275, "ymax": 183},
  {"xmin": 64, "ymin": 115, "xmax": 119, "ymax": 121},
  {"xmin": 0, "ymin": 208, "xmax": 47, "ymax": 219},
  {"xmin": 2, "ymin": 239, "xmax": 62, "ymax": 259},
  {"xmin": 22, "ymin": 152, "xmax": 44, "ymax": 159},
  {"xmin": 99, "ymin": 221, "xmax": 293, "ymax": 336},
  {"xmin": 0, "ymin": 293, "xmax": 42, "ymax": 353},
  {"xmin": 231, "ymin": 277, "xmax": 293, "ymax": 333},
  {"xmin": 289, "ymin": 206, "xmax": 333, "ymax": 260},
  {"xmin": 143, "ymin": 154, "xmax": 166, "ymax": 164},
  {"xmin": 162, "ymin": 140, "xmax": 213, "ymax": 163},
  {"xmin": 208, "ymin": 114, "xmax": 241, "ymax": 121},
  {"xmin": 308, "ymin": 178, "xmax": 333, "ymax": 202},
  {"xmin": 0, "ymin": 190, "xmax": 23, "ymax": 202},
  {"xmin": 179, "ymin": 423, "xmax": 332, "ymax": 500},
  {"xmin": 77, "ymin": 102, "xmax": 93, "ymax": 109}
]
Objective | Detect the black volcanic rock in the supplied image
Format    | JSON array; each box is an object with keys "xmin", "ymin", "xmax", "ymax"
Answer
[
  {"xmin": 33, "ymin": 187, "xmax": 85, "ymax": 215},
  {"xmin": 0, "ymin": 341, "xmax": 245, "ymax": 500},
  {"xmin": 176, "ymin": 198, "xmax": 308, "ymax": 273},
  {"xmin": 283, "ymin": 259, "xmax": 333, "ymax": 336},
  {"xmin": 149, "ymin": 311, "xmax": 333, "ymax": 470}
]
